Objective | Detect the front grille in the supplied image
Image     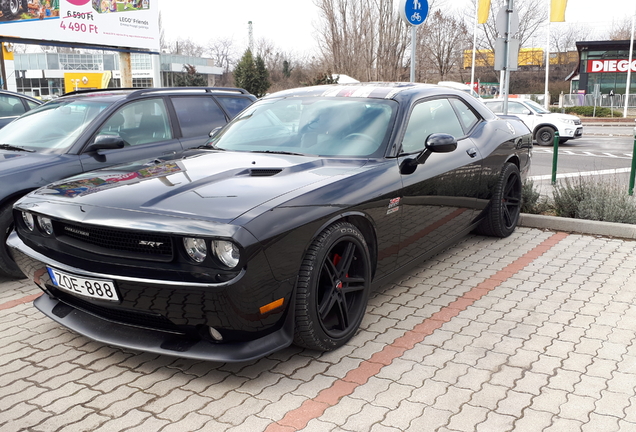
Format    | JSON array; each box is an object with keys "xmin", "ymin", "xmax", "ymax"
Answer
[
  {"xmin": 54, "ymin": 288, "xmax": 184, "ymax": 334},
  {"xmin": 55, "ymin": 221, "xmax": 174, "ymax": 262}
]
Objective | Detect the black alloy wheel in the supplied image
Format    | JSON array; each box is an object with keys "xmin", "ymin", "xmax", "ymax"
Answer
[
  {"xmin": 474, "ymin": 162, "xmax": 522, "ymax": 238},
  {"xmin": 294, "ymin": 222, "xmax": 372, "ymax": 351},
  {"xmin": 536, "ymin": 126, "xmax": 555, "ymax": 146}
]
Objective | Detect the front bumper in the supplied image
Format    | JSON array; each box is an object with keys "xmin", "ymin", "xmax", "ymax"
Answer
[
  {"xmin": 562, "ymin": 126, "xmax": 583, "ymax": 139},
  {"xmin": 8, "ymin": 231, "xmax": 295, "ymax": 362},
  {"xmin": 32, "ymin": 294, "xmax": 294, "ymax": 362}
]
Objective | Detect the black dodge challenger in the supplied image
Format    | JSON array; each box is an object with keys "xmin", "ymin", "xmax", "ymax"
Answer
[{"xmin": 8, "ymin": 83, "xmax": 532, "ymax": 362}]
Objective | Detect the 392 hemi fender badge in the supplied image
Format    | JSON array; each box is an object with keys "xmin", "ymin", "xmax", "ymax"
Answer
[{"xmin": 387, "ymin": 197, "xmax": 401, "ymax": 215}]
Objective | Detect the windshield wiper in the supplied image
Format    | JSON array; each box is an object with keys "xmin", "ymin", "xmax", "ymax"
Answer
[
  {"xmin": 0, "ymin": 144, "xmax": 35, "ymax": 152},
  {"xmin": 250, "ymin": 150, "xmax": 304, "ymax": 156}
]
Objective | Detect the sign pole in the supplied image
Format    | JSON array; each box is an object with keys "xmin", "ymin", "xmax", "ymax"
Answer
[
  {"xmin": 399, "ymin": 0, "xmax": 429, "ymax": 83},
  {"xmin": 410, "ymin": 26, "xmax": 416, "ymax": 82}
]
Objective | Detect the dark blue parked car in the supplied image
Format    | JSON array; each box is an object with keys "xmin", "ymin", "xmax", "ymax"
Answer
[{"xmin": 0, "ymin": 87, "xmax": 255, "ymax": 278}]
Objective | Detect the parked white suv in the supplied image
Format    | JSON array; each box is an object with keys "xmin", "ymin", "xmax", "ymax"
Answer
[{"xmin": 483, "ymin": 98, "xmax": 583, "ymax": 145}]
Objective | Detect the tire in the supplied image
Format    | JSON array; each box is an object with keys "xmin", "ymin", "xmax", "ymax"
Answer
[
  {"xmin": 535, "ymin": 126, "xmax": 555, "ymax": 146},
  {"xmin": 0, "ymin": 200, "xmax": 26, "ymax": 279},
  {"xmin": 1, "ymin": 0, "xmax": 21, "ymax": 19},
  {"xmin": 474, "ymin": 163, "xmax": 522, "ymax": 238},
  {"xmin": 293, "ymin": 222, "xmax": 372, "ymax": 351}
]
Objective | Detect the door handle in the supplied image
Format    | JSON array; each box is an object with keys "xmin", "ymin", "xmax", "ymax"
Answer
[{"xmin": 467, "ymin": 148, "xmax": 478, "ymax": 158}]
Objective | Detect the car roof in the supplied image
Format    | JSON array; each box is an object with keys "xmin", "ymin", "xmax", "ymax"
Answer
[
  {"xmin": 263, "ymin": 82, "xmax": 496, "ymax": 121},
  {"xmin": 0, "ymin": 89, "xmax": 42, "ymax": 104},
  {"xmin": 57, "ymin": 87, "xmax": 255, "ymax": 103},
  {"xmin": 263, "ymin": 82, "xmax": 443, "ymax": 101}
]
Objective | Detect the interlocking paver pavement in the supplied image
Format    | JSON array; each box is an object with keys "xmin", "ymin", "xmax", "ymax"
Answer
[{"xmin": 1, "ymin": 227, "xmax": 636, "ymax": 431}]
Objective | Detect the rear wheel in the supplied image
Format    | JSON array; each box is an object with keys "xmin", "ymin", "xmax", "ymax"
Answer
[
  {"xmin": 0, "ymin": 200, "xmax": 26, "ymax": 279},
  {"xmin": 474, "ymin": 163, "xmax": 522, "ymax": 238},
  {"xmin": 294, "ymin": 222, "xmax": 372, "ymax": 351},
  {"xmin": 535, "ymin": 126, "xmax": 555, "ymax": 146}
]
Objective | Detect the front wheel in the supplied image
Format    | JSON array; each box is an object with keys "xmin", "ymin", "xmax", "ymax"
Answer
[
  {"xmin": 293, "ymin": 222, "xmax": 372, "ymax": 351},
  {"xmin": 535, "ymin": 126, "xmax": 555, "ymax": 146},
  {"xmin": 474, "ymin": 163, "xmax": 522, "ymax": 238}
]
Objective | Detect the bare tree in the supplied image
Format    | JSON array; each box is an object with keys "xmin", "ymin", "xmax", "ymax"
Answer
[
  {"xmin": 313, "ymin": 0, "xmax": 410, "ymax": 81},
  {"xmin": 208, "ymin": 37, "xmax": 238, "ymax": 73},
  {"xmin": 419, "ymin": 10, "xmax": 469, "ymax": 81},
  {"xmin": 549, "ymin": 23, "xmax": 591, "ymax": 67},
  {"xmin": 608, "ymin": 18, "xmax": 633, "ymax": 40},
  {"xmin": 165, "ymin": 37, "xmax": 206, "ymax": 57}
]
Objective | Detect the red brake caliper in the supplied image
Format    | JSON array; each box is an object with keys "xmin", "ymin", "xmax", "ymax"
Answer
[{"xmin": 332, "ymin": 253, "xmax": 347, "ymax": 289}]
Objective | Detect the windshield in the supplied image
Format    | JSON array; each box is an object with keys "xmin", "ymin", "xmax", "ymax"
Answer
[
  {"xmin": 210, "ymin": 97, "xmax": 396, "ymax": 157},
  {"xmin": 0, "ymin": 99, "xmax": 111, "ymax": 153},
  {"xmin": 524, "ymin": 100, "xmax": 550, "ymax": 114}
]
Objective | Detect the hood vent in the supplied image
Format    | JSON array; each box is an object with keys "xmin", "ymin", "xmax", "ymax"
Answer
[{"xmin": 249, "ymin": 169, "xmax": 282, "ymax": 177}]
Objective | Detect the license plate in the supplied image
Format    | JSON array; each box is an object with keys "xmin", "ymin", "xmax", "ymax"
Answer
[{"xmin": 47, "ymin": 267, "xmax": 120, "ymax": 301}]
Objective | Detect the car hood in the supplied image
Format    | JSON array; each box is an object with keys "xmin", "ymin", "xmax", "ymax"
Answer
[{"xmin": 30, "ymin": 151, "xmax": 370, "ymax": 224}]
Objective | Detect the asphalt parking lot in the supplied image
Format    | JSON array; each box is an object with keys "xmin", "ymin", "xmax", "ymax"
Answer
[{"xmin": 1, "ymin": 223, "xmax": 635, "ymax": 432}]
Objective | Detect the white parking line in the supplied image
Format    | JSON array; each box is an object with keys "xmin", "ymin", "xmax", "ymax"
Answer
[{"xmin": 528, "ymin": 167, "xmax": 632, "ymax": 181}]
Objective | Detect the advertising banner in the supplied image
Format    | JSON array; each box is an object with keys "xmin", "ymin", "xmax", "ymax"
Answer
[{"xmin": 0, "ymin": 0, "xmax": 159, "ymax": 51}]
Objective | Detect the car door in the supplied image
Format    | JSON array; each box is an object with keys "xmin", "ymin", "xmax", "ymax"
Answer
[
  {"xmin": 506, "ymin": 101, "xmax": 536, "ymax": 130},
  {"xmin": 79, "ymin": 97, "xmax": 185, "ymax": 172},
  {"xmin": 395, "ymin": 97, "xmax": 484, "ymax": 268}
]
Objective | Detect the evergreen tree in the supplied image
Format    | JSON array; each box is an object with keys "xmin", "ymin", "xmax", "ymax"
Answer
[
  {"xmin": 254, "ymin": 55, "xmax": 271, "ymax": 97},
  {"xmin": 234, "ymin": 49, "xmax": 270, "ymax": 98},
  {"xmin": 175, "ymin": 64, "xmax": 207, "ymax": 87}
]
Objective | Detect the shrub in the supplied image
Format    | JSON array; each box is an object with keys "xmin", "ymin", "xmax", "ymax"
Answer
[
  {"xmin": 553, "ymin": 176, "xmax": 636, "ymax": 224},
  {"xmin": 550, "ymin": 106, "xmax": 623, "ymax": 117},
  {"xmin": 521, "ymin": 179, "xmax": 551, "ymax": 214}
]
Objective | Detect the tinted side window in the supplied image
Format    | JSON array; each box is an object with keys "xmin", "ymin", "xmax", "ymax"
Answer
[
  {"xmin": 26, "ymin": 100, "xmax": 40, "ymax": 110},
  {"xmin": 450, "ymin": 98, "xmax": 480, "ymax": 133},
  {"xmin": 401, "ymin": 98, "xmax": 465, "ymax": 154},
  {"xmin": 172, "ymin": 97, "xmax": 227, "ymax": 138},
  {"xmin": 216, "ymin": 96, "xmax": 253, "ymax": 118},
  {"xmin": 0, "ymin": 95, "xmax": 26, "ymax": 117},
  {"xmin": 98, "ymin": 98, "xmax": 172, "ymax": 146}
]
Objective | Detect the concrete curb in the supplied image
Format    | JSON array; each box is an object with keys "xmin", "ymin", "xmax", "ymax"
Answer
[{"xmin": 519, "ymin": 213, "xmax": 636, "ymax": 240}]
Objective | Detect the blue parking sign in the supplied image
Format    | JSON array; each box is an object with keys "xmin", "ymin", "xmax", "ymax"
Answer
[{"xmin": 400, "ymin": 0, "xmax": 429, "ymax": 26}]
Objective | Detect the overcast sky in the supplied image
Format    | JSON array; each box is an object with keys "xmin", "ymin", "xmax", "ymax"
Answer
[{"xmin": 157, "ymin": 0, "xmax": 634, "ymax": 56}]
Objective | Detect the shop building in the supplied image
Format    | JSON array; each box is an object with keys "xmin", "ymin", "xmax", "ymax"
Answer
[
  {"xmin": 7, "ymin": 49, "xmax": 223, "ymax": 99},
  {"xmin": 569, "ymin": 40, "xmax": 636, "ymax": 95}
]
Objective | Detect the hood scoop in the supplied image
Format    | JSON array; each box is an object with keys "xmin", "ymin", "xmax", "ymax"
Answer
[{"xmin": 248, "ymin": 168, "xmax": 283, "ymax": 177}]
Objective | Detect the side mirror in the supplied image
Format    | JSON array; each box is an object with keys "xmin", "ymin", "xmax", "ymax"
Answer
[
  {"xmin": 401, "ymin": 133, "xmax": 457, "ymax": 175},
  {"xmin": 85, "ymin": 134, "xmax": 126, "ymax": 153},
  {"xmin": 415, "ymin": 133, "xmax": 457, "ymax": 164},
  {"xmin": 209, "ymin": 126, "xmax": 222, "ymax": 138}
]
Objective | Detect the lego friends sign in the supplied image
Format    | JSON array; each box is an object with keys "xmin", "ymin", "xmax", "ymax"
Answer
[{"xmin": 0, "ymin": 0, "xmax": 159, "ymax": 51}]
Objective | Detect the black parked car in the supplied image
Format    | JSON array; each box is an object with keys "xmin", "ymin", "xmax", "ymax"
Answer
[
  {"xmin": 9, "ymin": 83, "xmax": 532, "ymax": 362},
  {"xmin": 0, "ymin": 87, "xmax": 255, "ymax": 278},
  {"xmin": 0, "ymin": 89, "xmax": 42, "ymax": 129}
]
